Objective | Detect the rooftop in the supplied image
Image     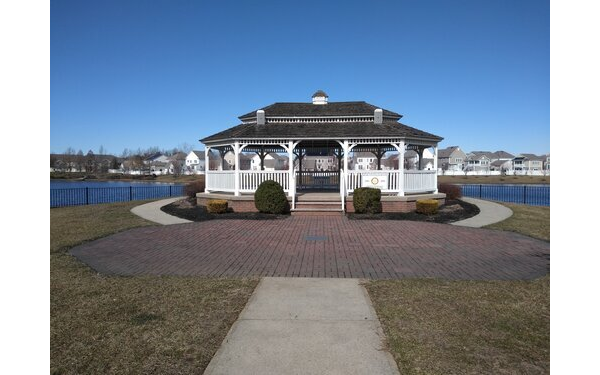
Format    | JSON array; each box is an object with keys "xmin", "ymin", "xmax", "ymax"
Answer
[{"xmin": 238, "ymin": 101, "xmax": 402, "ymax": 120}]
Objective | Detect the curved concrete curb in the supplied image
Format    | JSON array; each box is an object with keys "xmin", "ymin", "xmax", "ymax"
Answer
[
  {"xmin": 130, "ymin": 197, "xmax": 192, "ymax": 225},
  {"xmin": 451, "ymin": 197, "xmax": 513, "ymax": 228}
]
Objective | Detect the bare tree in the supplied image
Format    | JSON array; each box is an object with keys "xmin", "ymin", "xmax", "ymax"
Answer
[
  {"xmin": 85, "ymin": 150, "xmax": 96, "ymax": 173},
  {"xmin": 177, "ymin": 142, "xmax": 193, "ymax": 154},
  {"xmin": 111, "ymin": 157, "xmax": 120, "ymax": 170},
  {"xmin": 98, "ymin": 145, "xmax": 106, "ymax": 155},
  {"xmin": 76, "ymin": 150, "xmax": 85, "ymax": 172}
]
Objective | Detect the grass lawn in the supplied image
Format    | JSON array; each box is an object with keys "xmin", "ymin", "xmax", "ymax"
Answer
[
  {"xmin": 51, "ymin": 201, "xmax": 258, "ymax": 375},
  {"xmin": 366, "ymin": 203, "xmax": 550, "ymax": 374},
  {"xmin": 438, "ymin": 175, "xmax": 550, "ymax": 185},
  {"xmin": 484, "ymin": 203, "xmax": 550, "ymax": 241}
]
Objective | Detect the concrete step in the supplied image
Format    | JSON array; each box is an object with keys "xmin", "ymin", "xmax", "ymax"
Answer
[
  {"xmin": 291, "ymin": 210, "xmax": 344, "ymax": 216},
  {"xmin": 293, "ymin": 202, "xmax": 343, "ymax": 211}
]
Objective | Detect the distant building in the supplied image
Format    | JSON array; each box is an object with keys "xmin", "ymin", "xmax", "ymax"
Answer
[
  {"xmin": 437, "ymin": 146, "xmax": 467, "ymax": 171},
  {"xmin": 185, "ymin": 150, "xmax": 206, "ymax": 174}
]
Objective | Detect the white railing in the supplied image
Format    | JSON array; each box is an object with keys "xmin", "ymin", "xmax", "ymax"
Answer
[
  {"xmin": 239, "ymin": 170, "xmax": 289, "ymax": 192},
  {"xmin": 206, "ymin": 171, "xmax": 235, "ymax": 192},
  {"xmin": 346, "ymin": 171, "xmax": 401, "ymax": 192},
  {"xmin": 346, "ymin": 170, "xmax": 436, "ymax": 194},
  {"xmin": 404, "ymin": 170, "xmax": 437, "ymax": 193}
]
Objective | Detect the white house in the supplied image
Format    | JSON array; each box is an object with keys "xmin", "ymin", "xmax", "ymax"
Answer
[
  {"xmin": 250, "ymin": 153, "xmax": 287, "ymax": 171},
  {"xmin": 185, "ymin": 150, "xmax": 206, "ymax": 174},
  {"xmin": 352, "ymin": 152, "xmax": 377, "ymax": 170}
]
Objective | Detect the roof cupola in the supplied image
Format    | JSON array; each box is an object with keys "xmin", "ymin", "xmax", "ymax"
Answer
[{"xmin": 311, "ymin": 90, "xmax": 328, "ymax": 105}]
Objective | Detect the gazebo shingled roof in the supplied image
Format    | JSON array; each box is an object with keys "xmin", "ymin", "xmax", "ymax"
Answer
[
  {"xmin": 201, "ymin": 120, "xmax": 442, "ymax": 144},
  {"xmin": 237, "ymin": 101, "xmax": 402, "ymax": 120}
]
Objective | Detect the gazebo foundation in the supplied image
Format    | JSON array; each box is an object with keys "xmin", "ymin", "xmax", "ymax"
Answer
[{"xmin": 196, "ymin": 192, "xmax": 446, "ymax": 213}]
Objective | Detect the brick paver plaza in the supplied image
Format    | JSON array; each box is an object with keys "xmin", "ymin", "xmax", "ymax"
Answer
[{"xmin": 70, "ymin": 216, "xmax": 549, "ymax": 280}]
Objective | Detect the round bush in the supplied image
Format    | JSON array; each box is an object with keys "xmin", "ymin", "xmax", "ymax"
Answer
[
  {"xmin": 353, "ymin": 187, "xmax": 382, "ymax": 214},
  {"xmin": 416, "ymin": 199, "xmax": 439, "ymax": 215},
  {"xmin": 437, "ymin": 183, "xmax": 462, "ymax": 200},
  {"xmin": 207, "ymin": 199, "xmax": 228, "ymax": 214},
  {"xmin": 254, "ymin": 180, "xmax": 289, "ymax": 214}
]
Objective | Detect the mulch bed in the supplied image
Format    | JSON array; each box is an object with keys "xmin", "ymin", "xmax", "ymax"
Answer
[
  {"xmin": 347, "ymin": 199, "xmax": 480, "ymax": 224},
  {"xmin": 163, "ymin": 198, "xmax": 480, "ymax": 224},
  {"xmin": 160, "ymin": 198, "xmax": 289, "ymax": 221}
]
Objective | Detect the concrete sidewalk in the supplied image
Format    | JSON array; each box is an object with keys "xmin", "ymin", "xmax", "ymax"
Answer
[
  {"xmin": 130, "ymin": 197, "xmax": 191, "ymax": 225},
  {"xmin": 204, "ymin": 278, "xmax": 400, "ymax": 375},
  {"xmin": 451, "ymin": 197, "xmax": 513, "ymax": 228}
]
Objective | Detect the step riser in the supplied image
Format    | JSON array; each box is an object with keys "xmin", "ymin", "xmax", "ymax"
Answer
[
  {"xmin": 294, "ymin": 204, "xmax": 343, "ymax": 210},
  {"xmin": 291, "ymin": 211, "xmax": 344, "ymax": 216}
]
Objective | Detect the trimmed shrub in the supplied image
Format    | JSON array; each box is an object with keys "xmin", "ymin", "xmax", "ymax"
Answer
[
  {"xmin": 416, "ymin": 199, "xmax": 439, "ymax": 215},
  {"xmin": 438, "ymin": 183, "xmax": 462, "ymax": 200},
  {"xmin": 254, "ymin": 180, "xmax": 289, "ymax": 214},
  {"xmin": 353, "ymin": 187, "xmax": 382, "ymax": 214},
  {"xmin": 185, "ymin": 179, "xmax": 205, "ymax": 198},
  {"xmin": 207, "ymin": 199, "xmax": 228, "ymax": 214}
]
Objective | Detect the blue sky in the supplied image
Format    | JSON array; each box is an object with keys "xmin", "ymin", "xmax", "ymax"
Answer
[{"xmin": 50, "ymin": 0, "xmax": 549, "ymax": 156}]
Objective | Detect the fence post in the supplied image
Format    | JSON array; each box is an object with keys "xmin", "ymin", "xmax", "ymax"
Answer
[
  {"xmin": 130, "ymin": 186, "xmax": 133, "ymax": 201},
  {"xmin": 169, "ymin": 185, "xmax": 172, "ymax": 197},
  {"xmin": 479, "ymin": 184, "xmax": 482, "ymax": 198},
  {"xmin": 523, "ymin": 185, "xmax": 527, "ymax": 204},
  {"xmin": 85, "ymin": 187, "xmax": 89, "ymax": 205}
]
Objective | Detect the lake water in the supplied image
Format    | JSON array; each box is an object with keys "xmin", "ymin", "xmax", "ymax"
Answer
[
  {"xmin": 458, "ymin": 184, "xmax": 550, "ymax": 206},
  {"xmin": 50, "ymin": 180, "xmax": 186, "ymax": 207}
]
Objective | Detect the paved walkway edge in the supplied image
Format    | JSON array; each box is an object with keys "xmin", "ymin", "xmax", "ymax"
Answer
[
  {"xmin": 130, "ymin": 197, "xmax": 191, "ymax": 225},
  {"xmin": 451, "ymin": 197, "xmax": 513, "ymax": 228},
  {"xmin": 204, "ymin": 277, "xmax": 400, "ymax": 375}
]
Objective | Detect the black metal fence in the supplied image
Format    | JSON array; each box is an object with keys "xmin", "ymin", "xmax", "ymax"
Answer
[
  {"xmin": 50, "ymin": 185, "xmax": 186, "ymax": 208},
  {"xmin": 459, "ymin": 184, "xmax": 550, "ymax": 206}
]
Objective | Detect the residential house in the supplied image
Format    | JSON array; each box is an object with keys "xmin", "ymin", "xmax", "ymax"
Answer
[
  {"xmin": 185, "ymin": 150, "xmax": 206, "ymax": 174},
  {"xmin": 51, "ymin": 152, "xmax": 121, "ymax": 173},
  {"xmin": 490, "ymin": 159, "xmax": 512, "ymax": 172},
  {"xmin": 169, "ymin": 152, "xmax": 188, "ymax": 175},
  {"xmin": 302, "ymin": 155, "xmax": 337, "ymax": 171},
  {"xmin": 250, "ymin": 153, "xmax": 287, "ymax": 171},
  {"xmin": 352, "ymin": 152, "xmax": 377, "ymax": 170},
  {"xmin": 512, "ymin": 154, "xmax": 546, "ymax": 172},
  {"xmin": 465, "ymin": 151, "xmax": 493, "ymax": 172},
  {"xmin": 490, "ymin": 150, "xmax": 515, "ymax": 162},
  {"xmin": 224, "ymin": 152, "xmax": 253, "ymax": 170},
  {"xmin": 437, "ymin": 146, "xmax": 467, "ymax": 171},
  {"xmin": 544, "ymin": 154, "xmax": 550, "ymax": 172},
  {"xmin": 144, "ymin": 152, "xmax": 170, "ymax": 165}
]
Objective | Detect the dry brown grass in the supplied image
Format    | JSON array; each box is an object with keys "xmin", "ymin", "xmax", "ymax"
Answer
[
  {"xmin": 366, "ymin": 277, "xmax": 549, "ymax": 375},
  {"xmin": 438, "ymin": 175, "xmax": 550, "ymax": 185},
  {"xmin": 51, "ymin": 200, "xmax": 155, "ymax": 253},
  {"xmin": 485, "ymin": 203, "xmax": 550, "ymax": 241},
  {"xmin": 367, "ymin": 202, "xmax": 550, "ymax": 374},
  {"xmin": 51, "ymin": 200, "xmax": 257, "ymax": 375}
]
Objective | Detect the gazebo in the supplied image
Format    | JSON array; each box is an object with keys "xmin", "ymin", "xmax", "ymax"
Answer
[{"xmin": 199, "ymin": 91, "xmax": 445, "ymax": 213}]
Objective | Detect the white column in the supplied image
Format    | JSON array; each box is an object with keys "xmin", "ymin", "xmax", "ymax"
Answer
[
  {"xmin": 398, "ymin": 140, "xmax": 405, "ymax": 196},
  {"xmin": 343, "ymin": 140, "xmax": 349, "ymax": 173},
  {"xmin": 234, "ymin": 142, "xmax": 240, "ymax": 196},
  {"xmin": 433, "ymin": 145, "xmax": 438, "ymax": 193},
  {"xmin": 288, "ymin": 141, "xmax": 295, "ymax": 197},
  {"xmin": 205, "ymin": 147, "xmax": 210, "ymax": 192}
]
